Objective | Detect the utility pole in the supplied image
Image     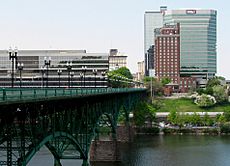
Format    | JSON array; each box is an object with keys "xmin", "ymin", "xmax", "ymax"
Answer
[{"xmin": 150, "ymin": 77, "xmax": 153, "ymax": 98}]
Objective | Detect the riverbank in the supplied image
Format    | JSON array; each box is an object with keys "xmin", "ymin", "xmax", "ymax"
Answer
[
  {"xmin": 135, "ymin": 125, "xmax": 230, "ymax": 135},
  {"xmin": 154, "ymin": 97, "xmax": 230, "ymax": 112}
]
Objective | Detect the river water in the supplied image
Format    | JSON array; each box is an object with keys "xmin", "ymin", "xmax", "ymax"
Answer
[{"xmin": 28, "ymin": 135, "xmax": 230, "ymax": 166}]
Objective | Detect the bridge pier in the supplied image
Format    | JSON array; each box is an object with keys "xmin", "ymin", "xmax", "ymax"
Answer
[
  {"xmin": 89, "ymin": 125, "xmax": 134, "ymax": 163},
  {"xmin": 90, "ymin": 139, "xmax": 121, "ymax": 162}
]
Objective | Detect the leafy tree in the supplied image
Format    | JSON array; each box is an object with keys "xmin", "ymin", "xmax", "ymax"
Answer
[
  {"xmin": 206, "ymin": 77, "xmax": 221, "ymax": 88},
  {"xmin": 216, "ymin": 114, "xmax": 226, "ymax": 124},
  {"xmin": 143, "ymin": 76, "xmax": 163, "ymax": 97},
  {"xmin": 167, "ymin": 110, "xmax": 177, "ymax": 125},
  {"xmin": 133, "ymin": 102, "xmax": 156, "ymax": 127},
  {"xmin": 202, "ymin": 113, "xmax": 214, "ymax": 126},
  {"xmin": 223, "ymin": 110, "xmax": 230, "ymax": 122},
  {"xmin": 161, "ymin": 77, "xmax": 171, "ymax": 86},
  {"xmin": 110, "ymin": 67, "xmax": 133, "ymax": 79},
  {"xmin": 108, "ymin": 67, "xmax": 133, "ymax": 88},
  {"xmin": 175, "ymin": 113, "xmax": 186, "ymax": 128},
  {"xmin": 212, "ymin": 85, "xmax": 228, "ymax": 103},
  {"xmin": 190, "ymin": 113, "xmax": 201, "ymax": 126}
]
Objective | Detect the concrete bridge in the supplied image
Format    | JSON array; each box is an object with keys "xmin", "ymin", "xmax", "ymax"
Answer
[{"xmin": 0, "ymin": 88, "xmax": 146, "ymax": 166}]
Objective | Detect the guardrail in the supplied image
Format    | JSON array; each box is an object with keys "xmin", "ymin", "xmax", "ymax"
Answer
[{"xmin": 0, "ymin": 88, "xmax": 146, "ymax": 103}]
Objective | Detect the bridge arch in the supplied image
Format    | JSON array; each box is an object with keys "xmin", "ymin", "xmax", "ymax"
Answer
[{"xmin": 22, "ymin": 131, "xmax": 86, "ymax": 166}]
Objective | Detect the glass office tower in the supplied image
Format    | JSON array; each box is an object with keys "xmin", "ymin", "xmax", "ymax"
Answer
[
  {"xmin": 144, "ymin": 6, "xmax": 166, "ymax": 75},
  {"xmin": 164, "ymin": 9, "xmax": 217, "ymax": 79}
]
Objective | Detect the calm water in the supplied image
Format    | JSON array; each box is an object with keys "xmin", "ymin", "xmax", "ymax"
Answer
[{"xmin": 28, "ymin": 135, "xmax": 230, "ymax": 166}]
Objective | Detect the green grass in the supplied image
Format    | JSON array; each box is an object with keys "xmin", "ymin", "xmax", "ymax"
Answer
[{"xmin": 155, "ymin": 98, "xmax": 230, "ymax": 112}]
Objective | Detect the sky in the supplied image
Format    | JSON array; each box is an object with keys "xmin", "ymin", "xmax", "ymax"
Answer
[{"xmin": 0, "ymin": 0, "xmax": 229, "ymax": 79}]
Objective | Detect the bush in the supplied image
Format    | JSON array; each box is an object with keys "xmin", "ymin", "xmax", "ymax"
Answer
[
  {"xmin": 194, "ymin": 94, "xmax": 216, "ymax": 107},
  {"xmin": 212, "ymin": 85, "xmax": 228, "ymax": 104},
  {"xmin": 220, "ymin": 123, "xmax": 230, "ymax": 133}
]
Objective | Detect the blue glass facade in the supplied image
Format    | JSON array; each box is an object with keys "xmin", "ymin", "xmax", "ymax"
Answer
[{"xmin": 164, "ymin": 9, "xmax": 217, "ymax": 79}]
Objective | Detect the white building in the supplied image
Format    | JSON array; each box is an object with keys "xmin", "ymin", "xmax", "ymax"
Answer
[{"xmin": 0, "ymin": 49, "xmax": 109, "ymax": 87}]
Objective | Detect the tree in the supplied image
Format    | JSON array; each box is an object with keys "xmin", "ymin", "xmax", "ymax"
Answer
[
  {"xmin": 216, "ymin": 114, "xmax": 226, "ymax": 124},
  {"xmin": 223, "ymin": 110, "xmax": 230, "ymax": 122},
  {"xmin": 167, "ymin": 110, "xmax": 177, "ymax": 125},
  {"xmin": 133, "ymin": 102, "xmax": 156, "ymax": 127},
  {"xmin": 161, "ymin": 77, "xmax": 171, "ymax": 86},
  {"xmin": 212, "ymin": 85, "xmax": 228, "ymax": 103},
  {"xmin": 108, "ymin": 67, "xmax": 133, "ymax": 88},
  {"xmin": 143, "ymin": 76, "xmax": 163, "ymax": 97},
  {"xmin": 202, "ymin": 113, "xmax": 214, "ymax": 126},
  {"xmin": 110, "ymin": 67, "xmax": 133, "ymax": 79},
  {"xmin": 190, "ymin": 113, "xmax": 201, "ymax": 126},
  {"xmin": 206, "ymin": 77, "xmax": 223, "ymax": 87}
]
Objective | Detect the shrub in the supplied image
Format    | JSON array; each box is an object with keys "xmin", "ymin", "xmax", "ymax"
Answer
[
  {"xmin": 212, "ymin": 85, "xmax": 228, "ymax": 104},
  {"xmin": 220, "ymin": 123, "xmax": 230, "ymax": 133},
  {"xmin": 194, "ymin": 94, "xmax": 216, "ymax": 107}
]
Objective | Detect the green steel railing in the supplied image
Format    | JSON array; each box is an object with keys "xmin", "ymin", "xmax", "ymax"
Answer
[{"xmin": 0, "ymin": 88, "xmax": 146, "ymax": 103}]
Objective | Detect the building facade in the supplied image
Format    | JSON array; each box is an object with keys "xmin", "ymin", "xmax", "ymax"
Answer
[
  {"xmin": 155, "ymin": 24, "xmax": 180, "ymax": 85},
  {"xmin": 155, "ymin": 23, "xmax": 196, "ymax": 92},
  {"xmin": 164, "ymin": 9, "xmax": 217, "ymax": 79},
  {"xmin": 137, "ymin": 61, "xmax": 145, "ymax": 81},
  {"xmin": 109, "ymin": 49, "xmax": 127, "ymax": 71},
  {"xmin": 144, "ymin": 6, "xmax": 166, "ymax": 76},
  {"xmin": 0, "ymin": 50, "xmax": 109, "ymax": 88}
]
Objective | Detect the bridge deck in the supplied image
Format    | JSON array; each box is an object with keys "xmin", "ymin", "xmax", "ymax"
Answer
[{"xmin": 0, "ymin": 88, "xmax": 145, "ymax": 104}]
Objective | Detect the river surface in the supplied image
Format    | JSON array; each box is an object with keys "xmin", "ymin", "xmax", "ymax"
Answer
[{"xmin": 28, "ymin": 135, "xmax": 230, "ymax": 166}]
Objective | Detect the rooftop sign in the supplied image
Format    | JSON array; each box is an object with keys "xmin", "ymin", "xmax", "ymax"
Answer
[{"xmin": 186, "ymin": 10, "xmax": 196, "ymax": 14}]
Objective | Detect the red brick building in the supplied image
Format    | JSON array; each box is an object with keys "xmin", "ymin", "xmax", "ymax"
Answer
[{"xmin": 154, "ymin": 23, "xmax": 196, "ymax": 93}]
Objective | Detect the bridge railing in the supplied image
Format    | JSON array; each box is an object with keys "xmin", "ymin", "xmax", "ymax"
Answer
[{"xmin": 0, "ymin": 88, "xmax": 145, "ymax": 103}]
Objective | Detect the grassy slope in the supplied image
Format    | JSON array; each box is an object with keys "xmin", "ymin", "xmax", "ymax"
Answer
[{"xmin": 156, "ymin": 98, "xmax": 230, "ymax": 112}]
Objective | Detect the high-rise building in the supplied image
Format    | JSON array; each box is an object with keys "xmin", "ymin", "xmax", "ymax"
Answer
[
  {"xmin": 109, "ymin": 49, "xmax": 127, "ymax": 71},
  {"xmin": 145, "ymin": 45, "xmax": 154, "ymax": 76},
  {"xmin": 164, "ymin": 9, "xmax": 217, "ymax": 80},
  {"xmin": 155, "ymin": 23, "xmax": 197, "ymax": 92},
  {"xmin": 137, "ymin": 61, "xmax": 145, "ymax": 81},
  {"xmin": 155, "ymin": 24, "xmax": 180, "ymax": 84},
  {"xmin": 144, "ymin": 6, "xmax": 166, "ymax": 76}
]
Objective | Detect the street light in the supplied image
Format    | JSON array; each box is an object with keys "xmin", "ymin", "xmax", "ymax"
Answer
[
  {"xmin": 57, "ymin": 69, "xmax": 62, "ymax": 88},
  {"xmin": 70, "ymin": 71, "xmax": 74, "ymax": 88},
  {"xmin": 17, "ymin": 62, "xmax": 24, "ymax": 88},
  {"xmin": 44, "ymin": 57, "xmax": 51, "ymax": 87},
  {"xmin": 66, "ymin": 61, "xmax": 72, "ymax": 88},
  {"xmin": 80, "ymin": 72, "xmax": 83, "ymax": 88},
  {"xmin": 101, "ymin": 71, "xmax": 106, "ymax": 88},
  {"xmin": 9, "ymin": 47, "xmax": 18, "ymax": 88},
  {"xmin": 92, "ymin": 69, "xmax": 97, "ymax": 88},
  {"xmin": 82, "ymin": 66, "xmax": 87, "ymax": 88},
  {"xmin": 40, "ymin": 66, "xmax": 46, "ymax": 87}
]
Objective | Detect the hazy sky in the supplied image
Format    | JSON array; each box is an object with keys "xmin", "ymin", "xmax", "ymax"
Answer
[{"xmin": 0, "ymin": 0, "xmax": 229, "ymax": 78}]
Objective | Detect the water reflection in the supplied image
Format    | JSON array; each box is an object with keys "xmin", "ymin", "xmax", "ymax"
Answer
[{"xmin": 28, "ymin": 135, "xmax": 230, "ymax": 166}]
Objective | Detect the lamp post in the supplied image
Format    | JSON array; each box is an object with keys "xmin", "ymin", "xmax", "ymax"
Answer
[
  {"xmin": 17, "ymin": 62, "xmax": 24, "ymax": 88},
  {"xmin": 44, "ymin": 57, "xmax": 51, "ymax": 88},
  {"xmin": 41, "ymin": 66, "xmax": 46, "ymax": 87},
  {"xmin": 80, "ymin": 72, "xmax": 83, "ymax": 88},
  {"xmin": 66, "ymin": 61, "xmax": 72, "ymax": 88},
  {"xmin": 101, "ymin": 71, "xmax": 106, "ymax": 88},
  {"xmin": 82, "ymin": 66, "xmax": 87, "ymax": 88},
  {"xmin": 70, "ymin": 71, "xmax": 74, "ymax": 88},
  {"xmin": 57, "ymin": 69, "xmax": 62, "ymax": 88},
  {"xmin": 92, "ymin": 69, "xmax": 97, "ymax": 88},
  {"xmin": 9, "ymin": 47, "xmax": 18, "ymax": 88}
]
